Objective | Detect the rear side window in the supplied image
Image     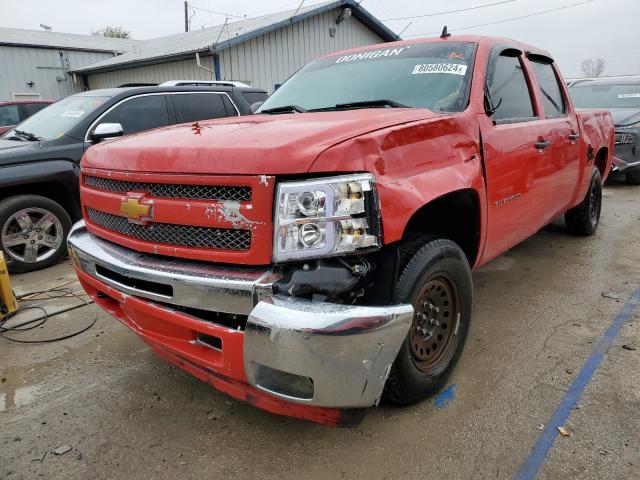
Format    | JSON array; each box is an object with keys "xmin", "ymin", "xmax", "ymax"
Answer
[
  {"xmin": 487, "ymin": 53, "xmax": 535, "ymax": 122},
  {"xmin": 100, "ymin": 95, "xmax": 170, "ymax": 135},
  {"xmin": 243, "ymin": 91, "xmax": 268, "ymax": 105},
  {"xmin": 529, "ymin": 59, "xmax": 566, "ymax": 118},
  {"xmin": 0, "ymin": 105, "xmax": 20, "ymax": 127},
  {"xmin": 20, "ymin": 103, "xmax": 49, "ymax": 118},
  {"xmin": 172, "ymin": 93, "xmax": 233, "ymax": 123}
]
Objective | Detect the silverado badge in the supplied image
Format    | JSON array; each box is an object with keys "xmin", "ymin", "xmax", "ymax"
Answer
[{"xmin": 120, "ymin": 193, "xmax": 153, "ymax": 223}]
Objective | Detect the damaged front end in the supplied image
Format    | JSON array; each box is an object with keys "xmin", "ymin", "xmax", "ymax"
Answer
[{"xmin": 68, "ymin": 220, "xmax": 413, "ymax": 425}]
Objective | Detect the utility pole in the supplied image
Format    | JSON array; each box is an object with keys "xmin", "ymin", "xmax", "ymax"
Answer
[{"xmin": 184, "ymin": 1, "xmax": 189, "ymax": 32}]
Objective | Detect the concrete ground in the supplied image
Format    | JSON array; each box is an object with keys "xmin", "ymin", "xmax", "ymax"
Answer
[{"xmin": 1, "ymin": 179, "xmax": 639, "ymax": 480}]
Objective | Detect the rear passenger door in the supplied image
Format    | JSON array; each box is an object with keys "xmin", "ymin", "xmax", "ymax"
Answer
[
  {"xmin": 480, "ymin": 46, "xmax": 549, "ymax": 261},
  {"xmin": 527, "ymin": 55, "xmax": 580, "ymax": 220},
  {"xmin": 97, "ymin": 94, "xmax": 171, "ymax": 136},
  {"xmin": 170, "ymin": 92, "xmax": 239, "ymax": 124}
]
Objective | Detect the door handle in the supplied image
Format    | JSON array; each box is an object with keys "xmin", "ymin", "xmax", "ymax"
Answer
[
  {"xmin": 535, "ymin": 139, "xmax": 551, "ymax": 150},
  {"xmin": 568, "ymin": 133, "xmax": 579, "ymax": 142}
]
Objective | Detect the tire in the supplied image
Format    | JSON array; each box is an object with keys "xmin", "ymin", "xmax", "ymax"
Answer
[
  {"xmin": 565, "ymin": 168, "xmax": 602, "ymax": 236},
  {"xmin": 0, "ymin": 195, "xmax": 72, "ymax": 273},
  {"xmin": 626, "ymin": 169, "xmax": 640, "ymax": 185},
  {"xmin": 383, "ymin": 236, "xmax": 473, "ymax": 405}
]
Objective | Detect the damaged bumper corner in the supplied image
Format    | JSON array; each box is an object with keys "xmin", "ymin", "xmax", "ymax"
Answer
[
  {"xmin": 245, "ymin": 296, "xmax": 413, "ymax": 408},
  {"xmin": 68, "ymin": 220, "xmax": 413, "ymax": 414}
]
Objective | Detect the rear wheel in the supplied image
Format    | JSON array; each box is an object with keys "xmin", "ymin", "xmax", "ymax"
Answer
[
  {"xmin": 626, "ymin": 169, "xmax": 640, "ymax": 185},
  {"xmin": 384, "ymin": 236, "xmax": 473, "ymax": 405},
  {"xmin": 565, "ymin": 168, "xmax": 602, "ymax": 236},
  {"xmin": 0, "ymin": 195, "xmax": 71, "ymax": 273}
]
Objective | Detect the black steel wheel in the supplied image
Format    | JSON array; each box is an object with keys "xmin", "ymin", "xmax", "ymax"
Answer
[
  {"xmin": 565, "ymin": 168, "xmax": 602, "ymax": 236},
  {"xmin": 384, "ymin": 236, "xmax": 473, "ymax": 405}
]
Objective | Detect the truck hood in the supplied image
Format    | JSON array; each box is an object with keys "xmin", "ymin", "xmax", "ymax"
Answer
[
  {"xmin": 82, "ymin": 109, "xmax": 440, "ymax": 175},
  {"xmin": 610, "ymin": 108, "xmax": 640, "ymax": 128}
]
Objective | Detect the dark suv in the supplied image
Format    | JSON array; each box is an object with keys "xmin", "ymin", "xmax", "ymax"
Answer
[
  {"xmin": 0, "ymin": 84, "xmax": 267, "ymax": 272},
  {"xmin": 570, "ymin": 76, "xmax": 640, "ymax": 184}
]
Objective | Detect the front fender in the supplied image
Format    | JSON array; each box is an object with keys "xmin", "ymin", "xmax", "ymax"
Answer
[
  {"xmin": 0, "ymin": 160, "xmax": 81, "ymax": 217},
  {"xmin": 310, "ymin": 115, "xmax": 487, "ymax": 247}
]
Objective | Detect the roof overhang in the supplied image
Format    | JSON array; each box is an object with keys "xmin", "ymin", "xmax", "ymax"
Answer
[{"xmin": 72, "ymin": 0, "xmax": 399, "ymax": 75}]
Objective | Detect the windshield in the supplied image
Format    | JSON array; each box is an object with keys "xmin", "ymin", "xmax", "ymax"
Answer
[
  {"xmin": 570, "ymin": 83, "xmax": 640, "ymax": 109},
  {"xmin": 2, "ymin": 94, "xmax": 110, "ymax": 141},
  {"xmin": 257, "ymin": 42, "xmax": 477, "ymax": 113}
]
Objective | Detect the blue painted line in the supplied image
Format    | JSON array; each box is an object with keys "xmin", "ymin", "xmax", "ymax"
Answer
[
  {"xmin": 434, "ymin": 384, "xmax": 456, "ymax": 409},
  {"xmin": 516, "ymin": 289, "xmax": 640, "ymax": 480}
]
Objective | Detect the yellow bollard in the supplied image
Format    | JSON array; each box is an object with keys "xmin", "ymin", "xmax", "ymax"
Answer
[{"xmin": 0, "ymin": 251, "xmax": 18, "ymax": 321}]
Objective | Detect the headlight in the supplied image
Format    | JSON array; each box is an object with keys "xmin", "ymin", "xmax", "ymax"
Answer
[
  {"xmin": 274, "ymin": 174, "xmax": 380, "ymax": 262},
  {"xmin": 615, "ymin": 132, "xmax": 637, "ymax": 145}
]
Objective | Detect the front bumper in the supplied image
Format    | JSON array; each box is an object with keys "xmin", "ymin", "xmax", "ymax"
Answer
[
  {"xmin": 612, "ymin": 129, "xmax": 640, "ymax": 173},
  {"xmin": 68, "ymin": 221, "xmax": 413, "ymax": 420}
]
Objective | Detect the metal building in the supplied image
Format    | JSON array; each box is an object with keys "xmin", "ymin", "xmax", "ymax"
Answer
[
  {"xmin": 72, "ymin": 0, "xmax": 399, "ymax": 93},
  {"xmin": 0, "ymin": 28, "xmax": 137, "ymax": 101}
]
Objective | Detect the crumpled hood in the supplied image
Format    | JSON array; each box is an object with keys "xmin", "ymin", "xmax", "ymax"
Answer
[
  {"xmin": 610, "ymin": 108, "xmax": 640, "ymax": 128},
  {"xmin": 82, "ymin": 109, "xmax": 439, "ymax": 175}
]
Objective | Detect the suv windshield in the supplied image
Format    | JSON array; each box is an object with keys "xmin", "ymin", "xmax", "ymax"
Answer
[
  {"xmin": 3, "ymin": 94, "xmax": 109, "ymax": 141},
  {"xmin": 257, "ymin": 42, "xmax": 477, "ymax": 113},
  {"xmin": 570, "ymin": 82, "xmax": 640, "ymax": 109}
]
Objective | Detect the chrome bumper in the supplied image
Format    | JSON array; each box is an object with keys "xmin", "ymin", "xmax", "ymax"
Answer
[{"xmin": 68, "ymin": 221, "xmax": 414, "ymax": 408}]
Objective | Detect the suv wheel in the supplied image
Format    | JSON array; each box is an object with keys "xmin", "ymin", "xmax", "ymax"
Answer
[
  {"xmin": 626, "ymin": 169, "xmax": 640, "ymax": 185},
  {"xmin": 0, "ymin": 195, "xmax": 72, "ymax": 273},
  {"xmin": 383, "ymin": 236, "xmax": 473, "ymax": 405}
]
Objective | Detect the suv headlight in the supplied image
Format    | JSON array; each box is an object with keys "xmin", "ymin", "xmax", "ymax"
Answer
[{"xmin": 273, "ymin": 174, "xmax": 380, "ymax": 262}]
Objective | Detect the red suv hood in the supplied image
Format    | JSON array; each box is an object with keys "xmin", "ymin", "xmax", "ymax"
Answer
[{"xmin": 82, "ymin": 109, "xmax": 439, "ymax": 175}]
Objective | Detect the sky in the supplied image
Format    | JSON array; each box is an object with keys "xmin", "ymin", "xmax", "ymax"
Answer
[{"xmin": 2, "ymin": 0, "xmax": 639, "ymax": 78}]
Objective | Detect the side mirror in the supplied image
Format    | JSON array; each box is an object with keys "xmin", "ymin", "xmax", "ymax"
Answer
[
  {"xmin": 91, "ymin": 123, "xmax": 124, "ymax": 142},
  {"xmin": 250, "ymin": 102, "xmax": 264, "ymax": 114}
]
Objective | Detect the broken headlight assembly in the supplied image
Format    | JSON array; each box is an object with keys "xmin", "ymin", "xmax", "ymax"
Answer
[{"xmin": 273, "ymin": 174, "xmax": 380, "ymax": 262}]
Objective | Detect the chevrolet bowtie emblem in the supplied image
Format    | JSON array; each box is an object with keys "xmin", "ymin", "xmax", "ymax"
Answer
[{"xmin": 120, "ymin": 193, "xmax": 153, "ymax": 223}]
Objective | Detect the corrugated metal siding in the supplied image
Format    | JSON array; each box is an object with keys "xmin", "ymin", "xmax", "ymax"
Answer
[
  {"xmin": 0, "ymin": 45, "xmax": 114, "ymax": 101},
  {"xmin": 87, "ymin": 56, "xmax": 218, "ymax": 89},
  {"xmin": 221, "ymin": 12, "xmax": 385, "ymax": 91},
  {"xmin": 86, "ymin": 11, "xmax": 384, "ymax": 93}
]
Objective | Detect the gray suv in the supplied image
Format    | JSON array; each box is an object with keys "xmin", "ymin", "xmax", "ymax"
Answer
[{"xmin": 570, "ymin": 76, "xmax": 640, "ymax": 184}]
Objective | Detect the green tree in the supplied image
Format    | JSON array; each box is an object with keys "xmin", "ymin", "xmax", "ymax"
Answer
[{"xmin": 91, "ymin": 26, "xmax": 131, "ymax": 39}]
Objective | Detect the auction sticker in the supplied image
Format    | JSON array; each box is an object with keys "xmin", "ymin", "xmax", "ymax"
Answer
[
  {"xmin": 61, "ymin": 110, "xmax": 85, "ymax": 118},
  {"xmin": 412, "ymin": 63, "xmax": 468, "ymax": 75}
]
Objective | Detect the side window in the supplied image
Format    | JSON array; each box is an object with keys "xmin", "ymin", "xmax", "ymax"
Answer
[
  {"xmin": 487, "ymin": 53, "xmax": 536, "ymax": 122},
  {"xmin": 172, "ymin": 93, "xmax": 231, "ymax": 123},
  {"xmin": 243, "ymin": 91, "xmax": 268, "ymax": 105},
  {"xmin": 99, "ymin": 95, "xmax": 170, "ymax": 135},
  {"xmin": 0, "ymin": 105, "xmax": 20, "ymax": 127},
  {"xmin": 529, "ymin": 59, "xmax": 566, "ymax": 118},
  {"xmin": 20, "ymin": 103, "xmax": 49, "ymax": 119}
]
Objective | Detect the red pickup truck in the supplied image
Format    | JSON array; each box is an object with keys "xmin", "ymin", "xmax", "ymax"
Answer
[{"xmin": 68, "ymin": 35, "xmax": 614, "ymax": 426}]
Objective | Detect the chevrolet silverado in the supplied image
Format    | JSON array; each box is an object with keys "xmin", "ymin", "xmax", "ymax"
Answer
[{"xmin": 68, "ymin": 35, "xmax": 614, "ymax": 426}]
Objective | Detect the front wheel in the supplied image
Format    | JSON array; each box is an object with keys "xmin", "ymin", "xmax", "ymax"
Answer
[
  {"xmin": 565, "ymin": 168, "xmax": 602, "ymax": 236},
  {"xmin": 626, "ymin": 169, "xmax": 640, "ymax": 185},
  {"xmin": 0, "ymin": 195, "xmax": 72, "ymax": 273},
  {"xmin": 383, "ymin": 236, "xmax": 473, "ymax": 405}
]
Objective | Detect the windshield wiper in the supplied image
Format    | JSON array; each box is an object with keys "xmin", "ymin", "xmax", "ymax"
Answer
[
  {"xmin": 13, "ymin": 129, "xmax": 41, "ymax": 142},
  {"xmin": 259, "ymin": 105, "xmax": 307, "ymax": 114},
  {"xmin": 310, "ymin": 99, "xmax": 409, "ymax": 112},
  {"xmin": 4, "ymin": 135, "xmax": 25, "ymax": 142}
]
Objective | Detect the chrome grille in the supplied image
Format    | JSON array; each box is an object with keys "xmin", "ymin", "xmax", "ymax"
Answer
[
  {"xmin": 86, "ymin": 208, "xmax": 251, "ymax": 250},
  {"xmin": 85, "ymin": 176, "xmax": 251, "ymax": 202}
]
